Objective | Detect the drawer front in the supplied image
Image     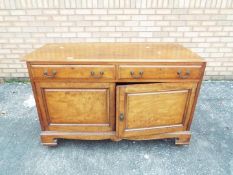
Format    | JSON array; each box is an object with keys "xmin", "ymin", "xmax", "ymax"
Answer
[
  {"xmin": 118, "ymin": 65, "xmax": 202, "ymax": 80},
  {"xmin": 31, "ymin": 65, "xmax": 115, "ymax": 80}
]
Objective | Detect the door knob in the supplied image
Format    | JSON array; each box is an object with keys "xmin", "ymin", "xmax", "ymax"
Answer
[{"xmin": 119, "ymin": 113, "xmax": 124, "ymax": 121}]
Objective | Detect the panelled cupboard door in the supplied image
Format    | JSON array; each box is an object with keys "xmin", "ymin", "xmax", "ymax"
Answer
[
  {"xmin": 116, "ymin": 83, "xmax": 197, "ymax": 137},
  {"xmin": 35, "ymin": 82, "xmax": 115, "ymax": 132}
]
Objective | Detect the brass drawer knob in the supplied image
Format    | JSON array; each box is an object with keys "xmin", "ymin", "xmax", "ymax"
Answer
[
  {"xmin": 43, "ymin": 70, "xmax": 57, "ymax": 78},
  {"xmin": 130, "ymin": 70, "xmax": 143, "ymax": 79},
  {"xmin": 177, "ymin": 69, "xmax": 190, "ymax": 79},
  {"xmin": 90, "ymin": 71, "xmax": 104, "ymax": 78}
]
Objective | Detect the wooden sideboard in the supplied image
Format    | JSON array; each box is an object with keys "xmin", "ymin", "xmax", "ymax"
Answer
[{"xmin": 24, "ymin": 43, "xmax": 206, "ymax": 146}]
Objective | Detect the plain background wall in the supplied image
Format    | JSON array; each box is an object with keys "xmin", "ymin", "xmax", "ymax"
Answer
[{"xmin": 0, "ymin": 0, "xmax": 233, "ymax": 80}]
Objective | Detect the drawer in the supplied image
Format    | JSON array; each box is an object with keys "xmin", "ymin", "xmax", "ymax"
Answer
[
  {"xmin": 31, "ymin": 65, "xmax": 115, "ymax": 79},
  {"xmin": 118, "ymin": 65, "xmax": 202, "ymax": 80}
]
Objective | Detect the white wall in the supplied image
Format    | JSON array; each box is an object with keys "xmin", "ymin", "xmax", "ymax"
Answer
[{"xmin": 0, "ymin": 0, "xmax": 233, "ymax": 79}]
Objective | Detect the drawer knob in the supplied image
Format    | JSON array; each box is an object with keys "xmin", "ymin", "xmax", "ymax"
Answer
[
  {"xmin": 43, "ymin": 70, "xmax": 57, "ymax": 78},
  {"xmin": 130, "ymin": 71, "xmax": 143, "ymax": 79},
  {"xmin": 177, "ymin": 69, "xmax": 190, "ymax": 79},
  {"xmin": 90, "ymin": 71, "xmax": 104, "ymax": 78}
]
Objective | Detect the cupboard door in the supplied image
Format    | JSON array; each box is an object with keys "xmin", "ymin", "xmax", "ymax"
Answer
[
  {"xmin": 35, "ymin": 82, "xmax": 115, "ymax": 132},
  {"xmin": 116, "ymin": 83, "xmax": 197, "ymax": 137}
]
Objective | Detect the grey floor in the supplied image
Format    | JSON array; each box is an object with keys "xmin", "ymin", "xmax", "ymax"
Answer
[{"xmin": 0, "ymin": 81, "xmax": 232, "ymax": 175}]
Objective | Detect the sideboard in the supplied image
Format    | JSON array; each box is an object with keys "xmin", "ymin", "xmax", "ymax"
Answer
[{"xmin": 24, "ymin": 43, "xmax": 206, "ymax": 146}]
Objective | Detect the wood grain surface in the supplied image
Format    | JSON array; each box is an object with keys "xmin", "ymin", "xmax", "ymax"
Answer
[
  {"xmin": 26, "ymin": 43, "xmax": 206, "ymax": 146},
  {"xmin": 24, "ymin": 43, "xmax": 204, "ymax": 63}
]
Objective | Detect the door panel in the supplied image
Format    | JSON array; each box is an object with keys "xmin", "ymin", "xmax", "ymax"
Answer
[
  {"xmin": 35, "ymin": 82, "xmax": 115, "ymax": 132},
  {"xmin": 45, "ymin": 89, "xmax": 109, "ymax": 124},
  {"xmin": 117, "ymin": 83, "xmax": 197, "ymax": 137},
  {"xmin": 126, "ymin": 90, "xmax": 189, "ymax": 129}
]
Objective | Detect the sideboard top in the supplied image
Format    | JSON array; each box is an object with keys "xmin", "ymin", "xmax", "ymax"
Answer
[{"xmin": 24, "ymin": 43, "xmax": 205, "ymax": 63}]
